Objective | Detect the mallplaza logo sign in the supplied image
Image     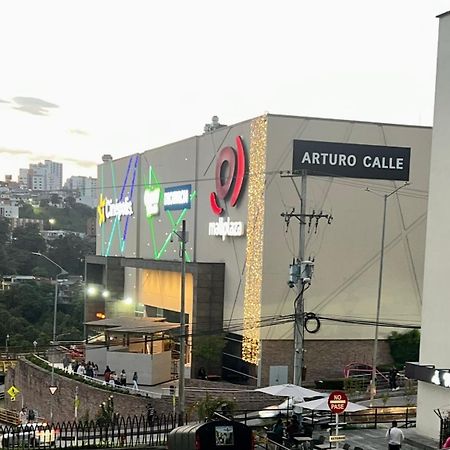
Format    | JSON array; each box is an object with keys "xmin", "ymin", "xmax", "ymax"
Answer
[
  {"xmin": 97, "ymin": 193, "xmax": 134, "ymax": 226},
  {"xmin": 209, "ymin": 136, "xmax": 246, "ymax": 240}
]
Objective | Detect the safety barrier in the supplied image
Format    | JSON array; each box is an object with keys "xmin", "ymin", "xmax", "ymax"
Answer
[{"xmin": 0, "ymin": 413, "xmax": 186, "ymax": 448}]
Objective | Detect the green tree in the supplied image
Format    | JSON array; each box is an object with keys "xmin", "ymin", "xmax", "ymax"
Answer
[
  {"xmin": 19, "ymin": 203, "xmax": 35, "ymax": 219},
  {"xmin": 12, "ymin": 224, "xmax": 46, "ymax": 253},
  {"xmin": 64, "ymin": 196, "xmax": 76, "ymax": 208},
  {"xmin": 387, "ymin": 329, "xmax": 420, "ymax": 366},
  {"xmin": 0, "ymin": 217, "xmax": 10, "ymax": 246},
  {"xmin": 47, "ymin": 234, "xmax": 95, "ymax": 276},
  {"xmin": 50, "ymin": 194, "xmax": 61, "ymax": 206},
  {"xmin": 192, "ymin": 334, "xmax": 225, "ymax": 373}
]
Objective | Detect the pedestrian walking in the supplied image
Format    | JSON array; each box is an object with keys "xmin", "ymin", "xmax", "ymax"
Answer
[
  {"xmin": 120, "ymin": 369, "xmax": 127, "ymax": 386},
  {"xmin": 389, "ymin": 367, "xmax": 399, "ymax": 390},
  {"xmin": 132, "ymin": 371, "xmax": 139, "ymax": 390},
  {"xmin": 386, "ymin": 420, "xmax": 404, "ymax": 450},
  {"xmin": 104, "ymin": 365, "xmax": 112, "ymax": 383},
  {"xmin": 18, "ymin": 407, "xmax": 27, "ymax": 426}
]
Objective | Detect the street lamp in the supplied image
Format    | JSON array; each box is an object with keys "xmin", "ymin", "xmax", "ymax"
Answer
[
  {"xmin": 366, "ymin": 182, "xmax": 409, "ymax": 403},
  {"xmin": 5, "ymin": 334, "xmax": 9, "ymax": 355},
  {"xmin": 49, "ymin": 218, "xmax": 56, "ymax": 230},
  {"xmin": 32, "ymin": 251, "xmax": 68, "ymax": 422}
]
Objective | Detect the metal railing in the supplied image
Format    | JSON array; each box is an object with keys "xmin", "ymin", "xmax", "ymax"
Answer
[
  {"xmin": 234, "ymin": 405, "xmax": 416, "ymax": 430},
  {"xmin": 0, "ymin": 413, "xmax": 184, "ymax": 448},
  {"xmin": 30, "ymin": 354, "xmax": 163, "ymax": 399}
]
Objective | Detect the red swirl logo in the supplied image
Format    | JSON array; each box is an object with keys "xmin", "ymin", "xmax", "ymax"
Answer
[{"xmin": 210, "ymin": 136, "xmax": 246, "ymax": 216}]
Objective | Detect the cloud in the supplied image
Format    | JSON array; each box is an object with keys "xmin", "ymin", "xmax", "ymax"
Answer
[
  {"xmin": 0, "ymin": 146, "xmax": 33, "ymax": 157},
  {"xmin": 63, "ymin": 157, "xmax": 97, "ymax": 169},
  {"xmin": 69, "ymin": 128, "xmax": 89, "ymax": 136},
  {"xmin": 0, "ymin": 147, "xmax": 97, "ymax": 169},
  {"xmin": 0, "ymin": 99, "xmax": 10, "ymax": 104},
  {"xmin": 12, "ymin": 97, "xmax": 59, "ymax": 116},
  {"xmin": 28, "ymin": 154, "xmax": 97, "ymax": 168}
]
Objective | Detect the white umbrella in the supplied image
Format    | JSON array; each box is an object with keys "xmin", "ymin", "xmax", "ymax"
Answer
[
  {"xmin": 255, "ymin": 384, "xmax": 326, "ymax": 399},
  {"xmin": 299, "ymin": 397, "xmax": 368, "ymax": 412}
]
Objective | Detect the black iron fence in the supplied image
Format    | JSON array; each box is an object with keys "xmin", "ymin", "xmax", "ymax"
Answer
[{"xmin": 0, "ymin": 413, "xmax": 186, "ymax": 448}]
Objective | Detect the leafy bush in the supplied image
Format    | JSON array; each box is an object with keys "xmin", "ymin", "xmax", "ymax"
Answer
[
  {"xmin": 387, "ymin": 329, "xmax": 420, "ymax": 366},
  {"xmin": 314, "ymin": 378, "xmax": 345, "ymax": 390},
  {"xmin": 191, "ymin": 393, "xmax": 236, "ymax": 422}
]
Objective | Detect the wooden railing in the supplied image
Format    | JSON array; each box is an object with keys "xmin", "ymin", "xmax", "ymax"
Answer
[{"xmin": 0, "ymin": 407, "xmax": 19, "ymax": 425}]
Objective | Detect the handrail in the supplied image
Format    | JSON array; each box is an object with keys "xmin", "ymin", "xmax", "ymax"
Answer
[
  {"xmin": 29, "ymin": 354, "xmax": 162, "ymax": 398},
  {"xmin": 0, "ymin": 407, "xmax": 18, "ymax": 426}
]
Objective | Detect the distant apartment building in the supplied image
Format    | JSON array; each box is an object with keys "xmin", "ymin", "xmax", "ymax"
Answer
[
  {"xmin": 10, "ymin": 218, "xmax": 44, "ymax": 231},
  {"xmin": 41, "ymin": 229, "xmax": 85, "ymax": 241},
  {"xmin": 18, "ymin": 160, "xmax": 63, "ymax": 192},
  {"xmin": 0, "ymin": 205, "xmax": 19, "ymax": 219},
  {"xmin": 18, "ymin": 168, "xmax": 29, "ymax": 188},
  {"xmin": 64, "ymin": 176, "xmax": 97, "ymax": 208}
]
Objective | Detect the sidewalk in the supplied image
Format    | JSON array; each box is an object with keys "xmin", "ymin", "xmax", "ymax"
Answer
[{"xmin": 342, "ymin": 428, "xmax": 415, "ymax": 450}]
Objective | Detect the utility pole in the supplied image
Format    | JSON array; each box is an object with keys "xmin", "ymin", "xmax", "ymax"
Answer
[
  {"xmin": 281, "ymin": 171, "xmax": 332, "ymax": 386},
  {"xmin": 294, "ymin": 171, "xmax": 307, "ymax": 386}
]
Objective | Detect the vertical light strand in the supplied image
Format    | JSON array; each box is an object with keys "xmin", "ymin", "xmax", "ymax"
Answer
[{"xmin": 242, "ymin": 115, "xmax": 268, "ymax": 364}]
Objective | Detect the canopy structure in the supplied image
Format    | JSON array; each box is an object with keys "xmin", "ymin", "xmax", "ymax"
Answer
[
  {"xmin": 255, "ymin": 383, "xmax": 326, "ymax": 400},
  {"xmin": 85, "ymin": 316, "xmax": 181, "ymax": 354},
  {"xmin": 299, "ymin": 397, "xmax": 368, "ymax": 412}
]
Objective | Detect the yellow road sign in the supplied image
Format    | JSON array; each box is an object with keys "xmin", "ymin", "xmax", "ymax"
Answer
[
  {"xmin": 329, "ymin": 435, "xmax": 346, "ymax": 442},
  {"xmin": 7, "ymin": 386, "xmax": 20, "ymax": 398}
]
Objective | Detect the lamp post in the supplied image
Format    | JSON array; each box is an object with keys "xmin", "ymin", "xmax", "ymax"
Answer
[
  {"xmin": 5, "ymin": 334, "xmax": 9, "ymax": 355},
  {"xmin": 32, "ymin": 251, "xmax": 68, "ymax": 422},
  {"xmin": 366, "ymin": 182, "xmax": 408, "ymax": 403},
  {"xmin": 171, "ymin": 220, "xmax": 187, "ymax": 425}
]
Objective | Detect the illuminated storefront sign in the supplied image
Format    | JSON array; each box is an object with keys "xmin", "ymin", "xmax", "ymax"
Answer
[
  {"xmin": 405, "ymin": 362, "xmax": 450, "ymax": 388},
  {"xmin": 164, "ymin": 184, "xmax": 191, "ymax": 211},
  {"xmin": 208, "ymin": 217, "xmax": 245, "ymax": 241},
  {"xmin": 97, "ymin": 193, "xmax": 133, "ymax": 226},
  {"xmin": 144, "ymin": 187, "xmax": 161, "ymax": 217},
  {"xmin": 209, "ymin": 136, "xmax": 247, "ymax": 240},
  {"xmin": 210, "ymin": 136, "xmax": 246, "ymax": 216}
]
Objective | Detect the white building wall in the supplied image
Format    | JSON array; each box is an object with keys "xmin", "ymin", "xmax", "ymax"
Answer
[
  {"xmin": 0, "ymin": 205, "xmax": 19, "ymax": 218},
  {"xmin": 417, "ymin": 12, "xmax": 450, "ymax": 439}
]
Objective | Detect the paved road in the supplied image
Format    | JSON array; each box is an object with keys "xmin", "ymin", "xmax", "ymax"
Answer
[{"xmin": 341, "ymin": 428, "xmax": 416, "ymax": 450}]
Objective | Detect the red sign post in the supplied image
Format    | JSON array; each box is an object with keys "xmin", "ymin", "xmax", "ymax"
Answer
[{"xmin": 328, "ymin": 390, "xmax": 348, "ymax": 414}]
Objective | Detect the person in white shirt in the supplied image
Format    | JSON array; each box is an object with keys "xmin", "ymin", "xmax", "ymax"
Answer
[{"xmin": 386, "ymin": 421, "xmax": 404, "ymax": 450}]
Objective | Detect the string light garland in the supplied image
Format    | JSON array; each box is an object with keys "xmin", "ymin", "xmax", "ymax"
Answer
[{"xmin": 242, "ymin": 115, "xmax": 268, "ymax": 364}]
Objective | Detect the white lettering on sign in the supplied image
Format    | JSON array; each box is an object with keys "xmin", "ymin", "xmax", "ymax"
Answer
[
  {"xmin": 105, "ymin": 197, "xmax": 133, "ymax": 219},
  {"xmin": 208, "ymin": 217, "xmax": 245, "ymax": 241},
  {"xmin": 164, "ymin": 189, "xmax": 189, "ymax": 207},
  {"xmin": 301, "ymin": 152, "xmax": 357, "ymax": 167},
  {"xmin": 300, "ymin": 152, "xmax": 404, "ymax": 170},
  {"xmin": 363, "ymin": 156, "xmax": 404, "ymax": 170}
]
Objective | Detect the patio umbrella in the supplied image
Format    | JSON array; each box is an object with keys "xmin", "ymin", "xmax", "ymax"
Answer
[
  {"xmin": 255, "ymin": 384, "xmax": 326, "ymax": 400},
  {"xmin": 299, "ymin": 397, "xmax": 368, "ymax": 412}
]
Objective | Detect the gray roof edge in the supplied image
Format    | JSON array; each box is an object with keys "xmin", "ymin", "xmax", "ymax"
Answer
[{"xmin": 437, "ymin": 10, "xmax": 450, "ymax": 18}]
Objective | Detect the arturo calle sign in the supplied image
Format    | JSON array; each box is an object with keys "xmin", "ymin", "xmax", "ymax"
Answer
[{"xmin": 293, "ymin": 140, "xmax": 411, "ymax": 181}]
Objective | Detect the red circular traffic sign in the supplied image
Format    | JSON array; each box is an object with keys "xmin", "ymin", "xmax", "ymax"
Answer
[{"xmin": 328, "ymin": 390, "xmax": 348, "ymax": 414}]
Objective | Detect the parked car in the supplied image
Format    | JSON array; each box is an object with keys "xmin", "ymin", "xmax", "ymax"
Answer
[{"xmin": 1, "ymin": 423, "xmax": 59, "ymax": 448}]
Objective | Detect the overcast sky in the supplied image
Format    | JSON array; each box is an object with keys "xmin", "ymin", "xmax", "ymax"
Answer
[{"xmin": 0, "ymin": 0, "xmax": 449, "ymax": 183}]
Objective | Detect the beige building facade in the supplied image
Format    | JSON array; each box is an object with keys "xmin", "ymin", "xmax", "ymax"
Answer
[{"xmin": 89, "ymin": 113, "xmax": 431, "ymax": 386}]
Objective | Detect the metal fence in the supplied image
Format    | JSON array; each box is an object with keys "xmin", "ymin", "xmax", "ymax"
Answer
[
  {"xmin": 0, "ymin": 413, "xmax": 185, "ymax": 448},
  {"xmin": 235, "ymin": 405, "xmax": 416, "ymax": 430}
]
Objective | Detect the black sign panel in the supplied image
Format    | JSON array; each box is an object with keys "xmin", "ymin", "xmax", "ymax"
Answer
[{"xmin": 292, "ymin": 140, "xmax": 411, "ymax": 181}]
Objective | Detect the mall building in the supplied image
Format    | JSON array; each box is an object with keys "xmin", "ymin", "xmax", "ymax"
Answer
[
  {"xmin": 86, "ymin": 113, "xmax": 431, "ymax": 387},
  {"xmin": 405, "ymin": 10, "xmax": 450, "ymax": 441}
]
